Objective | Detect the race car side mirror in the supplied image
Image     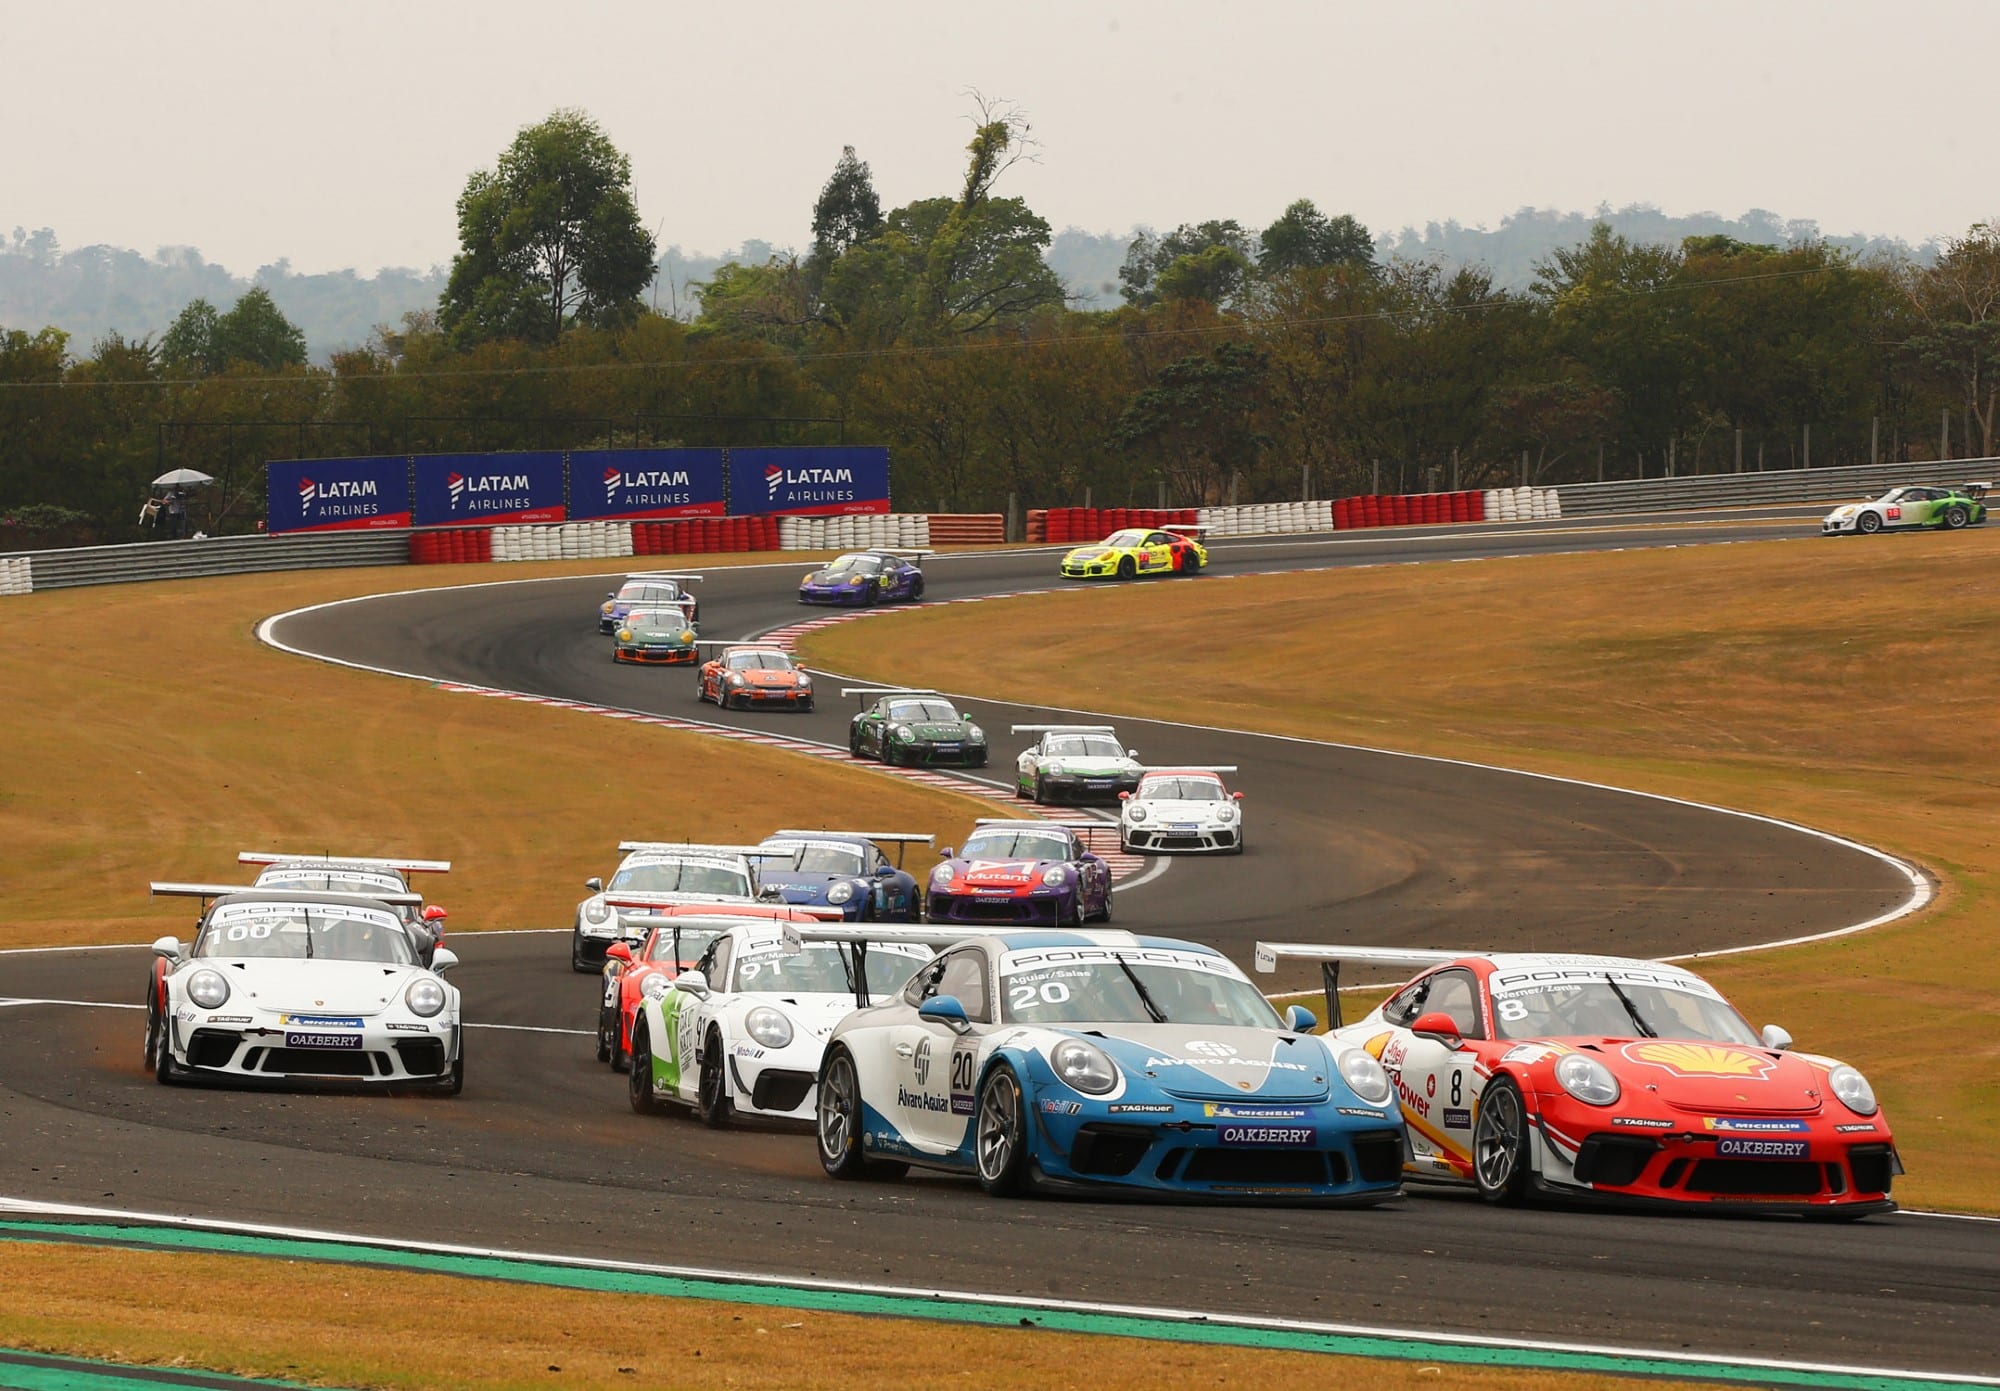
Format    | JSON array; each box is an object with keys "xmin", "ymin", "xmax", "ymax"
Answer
[
  {"xmin": 151, "ymin": 936, "xmax": 183, "ymax": 962},
  {"xmin": 429, "ymin": 948, "xmax": 459, "ymax": 975},
  {"xmin": 674, "ymin": 970, "xmax": 710, "ymax": 997},
  {"xmin": 937, "ymin": 847, "xmax": 954, "ymax": 859},
  {"xmin": 1232, "ymin": 792, "xmax": 1243, "ymax": 801},
  {"xmin": 874, "ymin": 866, "xmax": 896, "ymax": 878},
  {"xmin": 1284, "ymin": 1004, "xmax": 1318, "ymax": 1034},
  {"xmin": 1127, "ymin": 748, "xmax": 1139, "ymax": 759},
  {"xmin": 918, "ymin": 995, "xmax": 972, "ymax": 1034},
  {"xmin": 585, "ymin": 877, "xmax": 603, "ymax": 892},
  {"xmin": 1760, "ymin": 1024, "xmax": 1793, "ymax": 1052},
  {"xmin": 1117, "ymin": 791, "xmax": 1131, "ymax": 801},
  {"xmin": 606, "ymin": 942, "xmax": 634, "ymax": 964},
  {"xmin": 1411, "ymin": 1011, "xmax": 1464, "ymax": 1048},
  {"xmin": 423, "ymin": 905, "xmax": 448, "ymax": 921}
]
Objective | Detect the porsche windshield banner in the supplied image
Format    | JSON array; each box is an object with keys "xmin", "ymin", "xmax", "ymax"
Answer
[
  {"xmin": 568, "ymin": 448, "xmax": 726, "ymax": 521},
  {"xmin": 727, "ymin": 446, "xmax": 890, "ymax": 516},
  {"xmin": 413, "ymin": 452, "xmax": 566, "ymax": 527},
  {"xmin": 266, "ymin": 456, "xmax": 411, "ymax": 534}
]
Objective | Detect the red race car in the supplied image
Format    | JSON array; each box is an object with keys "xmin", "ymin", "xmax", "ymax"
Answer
[
  {"xmin": 695, "ymin": 643, "xmax": 815, "ymax": 712},
  {"xmin": 1258, "ymin": 944, "xmax": 1900, "ymax": 1218},
  {"xmin": 595, "ymin": 899, "xmax": 835, "ymax": 1070}
]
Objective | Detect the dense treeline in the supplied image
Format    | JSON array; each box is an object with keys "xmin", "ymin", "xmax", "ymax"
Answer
[{"xmin": 3, "ymin": 107, "xmax": 1997, "ymax": 546}]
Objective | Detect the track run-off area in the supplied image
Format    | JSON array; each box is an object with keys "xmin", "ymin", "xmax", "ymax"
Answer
[{"xmin": 3, "ymin": 506, "xmax": 1995, "ymax": 1388}]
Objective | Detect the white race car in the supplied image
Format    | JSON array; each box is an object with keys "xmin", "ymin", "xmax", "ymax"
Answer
[
  {"xmin": 145, "ymin": 883, "xmax": 463, "ymax": 1091},
  {"xmin": 1012, "ymin": 724, "xmax": 1144, "ymax": 805},
  {"xmin": 1118, "ymin": 766, "xmax": 1243, "ymax": 854},
  {"xmin": 626, "ymin": 920, "xmax": 952, "ymax": 1125},
  {"xmin": 1821, "ymin": 483, "xmax": 1988, "ymax": 535},
  {"xmin": 238, "ymin": 850, "xmax": 452, "ymax": 963},
  {"xmin": 571, "ymin": 841, "xmax": 774, "ymax": 972}
]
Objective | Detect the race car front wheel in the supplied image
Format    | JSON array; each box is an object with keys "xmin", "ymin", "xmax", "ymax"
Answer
[
  {"xmin": 696, "ymin": 1027, "xmax": 732, "ymax": 1128},
  {"xmin": 1857, "ymin": 512, "xmax": 1883, "ymax": 534},
  {"xmin": 1116, "ymin": 557, "xmax": 1136, "ymax": 580},
  {"xmin": 628, "ymin": 1025, "xmax": 662, "ymax": 1115},
  {"xmin": 818, "ymin": 1046, "xmax": 906, "ymax": 1180},
  {"xmin": 975, "ymin": 1065, "xmax": 1031, "ymax": 1197},
  {"xmin": 1473, "ymin": 1077, "xmax": 1532, "ymax": 1204}
]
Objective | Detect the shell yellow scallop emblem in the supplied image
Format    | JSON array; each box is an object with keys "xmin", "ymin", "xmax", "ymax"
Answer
[{"xmin": 1620, "ymin": 1041, "xmax": 1776, "ymax": 1079}]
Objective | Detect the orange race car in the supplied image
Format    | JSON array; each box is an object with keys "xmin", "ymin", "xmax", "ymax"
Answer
[
  {"xmin": 595, "ymin": 899, "xmax": 836, "ymax": 1070},
  {"xmin": 695, "ymin": 643, "xmax": 815, "ymax": 712}
]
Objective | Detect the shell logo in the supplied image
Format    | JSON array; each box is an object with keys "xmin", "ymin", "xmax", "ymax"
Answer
[{"xmin": 1621, "ymin": 1041, "xmax": 1775, "ymax": 1079}]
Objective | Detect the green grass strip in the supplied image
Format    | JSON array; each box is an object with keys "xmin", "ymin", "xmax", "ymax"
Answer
[
  {"xmin": 0, "ymin": 1347, "xmax": 320, "ymax": 1390},
  {"xmin": 1, "ymin": 1221, "xmax": 1988, "ymax": 1391}
]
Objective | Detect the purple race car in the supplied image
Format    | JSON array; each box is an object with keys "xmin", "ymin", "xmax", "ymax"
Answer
[
  {"xmin": 925, "ymin": 819, "xmax": 1113, "ymax": 928},
  {"xmin": 798, "ymin": 550, "xmax": 929, "ymax": 606}
]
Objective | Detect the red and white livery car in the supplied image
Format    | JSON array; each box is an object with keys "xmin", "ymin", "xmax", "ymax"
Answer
[{"xmin": 1257, "ymin": 944, "xmax": 1901, "ymax": 1218}]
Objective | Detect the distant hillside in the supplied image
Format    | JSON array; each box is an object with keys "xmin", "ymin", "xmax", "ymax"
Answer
[{"xmin": 0, "ymin": 205, "xmax": 1939, "ymax": 359}]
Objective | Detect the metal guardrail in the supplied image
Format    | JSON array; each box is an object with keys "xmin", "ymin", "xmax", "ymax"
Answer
[
  {"xmin": 0, "ymin": 530, "xmax": 411, "ymax": 591},
  {"xmin": 1552, "ymin": 458, "xmax": 1999, "ymax": 517}
]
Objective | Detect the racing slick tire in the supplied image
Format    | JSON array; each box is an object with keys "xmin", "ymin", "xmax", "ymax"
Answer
[
  {"xmin": 975, "ymin": 1064, "xmax": 1033, "ymax": 1197},
  {"xmin": 595, "ymin": 1004, "xmax": 614, "ymax": 1063},
  {"xmin": 801, "ymin": 698, "xmax": 815, "ymax": 714},
  {"xmin": 143, "ymin": 986, "xmax": 172, "ymax": 1080},
  {"xmin": 1031, "ymin": 774, "xmax": 1047, "ymax": 805},
  {"xmin": 1182, "ymin": 550, "xmax": 1203, "ymax": 575},
  {"xmin": 818, "ymin": 1045, "xmax": 907, "ymax": 1181},
  {"xmin": 1856, "ymin": 511, "xmax": 1883, "ymax": 535},
  {"xmin": 1944, "ymin": 505, "xmax": 1970, "ymax": 529},
  {"xmin": 909, "ymin": 576, "xmax": 925, "ymax": 601},
  {"xmin": 864, "ymin": 581, "xmax": 881, "ymax": 607},
  {"xmin": 571, "ymin": 927, "xmax": 595, "ymax": 974},
  {"xmin": 441, "ymin": 1035, "xmax": 465, "ymax": 1096},
  {"xmin": 1116, "ymin": 556, "xmax": 1136, "ymax": 581},
  {"xmin": 1087, "ymin": 887, "xmax": 1113, "ymax": 924},
  {"xmin": 1473, "ymin": 1076, "xmax": 1533, "ymax": 1205},
  {"xmin": 149, "ymin": 1005, "xmax": 181, "ymax": 1085},
  {"xmin": 696, "ymin": 1027, "xmax": 733, "ymax": 1128},
  {"xmin": 628, "ymin": 1024, "xmax": 663, "ymax": 1115},
  {"xmin": 610, "ymin": 1015, "xmax": 630, "ymax": 1073},
  {"xmin": 849, "ymin": 727, "xmax": 866, "ymax": 759}
]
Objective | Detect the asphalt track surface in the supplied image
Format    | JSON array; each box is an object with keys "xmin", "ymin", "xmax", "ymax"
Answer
[{"xmin": 4, "ymin": 508, "xmax": 1994, "ymax": 1381}]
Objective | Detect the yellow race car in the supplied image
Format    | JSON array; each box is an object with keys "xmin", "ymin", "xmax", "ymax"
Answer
[{"xmin": 1059, "ymin": 525, "xmax": 1208, "ymax": 580}]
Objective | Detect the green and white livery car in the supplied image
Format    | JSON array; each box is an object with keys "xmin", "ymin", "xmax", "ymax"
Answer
[
  {"xmin": 1823, "ymin": 482, "xmax": 1988, "ymax": 535},
  {"xmin": 1012, "ymin": 723, "xmax": 1144, "ymax": 805},
  {"xmin": 626, "ymin": 919, "xmax": 955, "ymax": 1126}
]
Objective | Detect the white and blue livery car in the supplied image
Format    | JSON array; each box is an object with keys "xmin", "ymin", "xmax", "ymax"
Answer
[{"xmin": 814, "ymin": 930, "xmax": 1406, "ymax": 1203}]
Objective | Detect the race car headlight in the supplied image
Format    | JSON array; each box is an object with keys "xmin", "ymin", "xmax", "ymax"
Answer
[
  {"xmin": 746, "ymin": 1006, "xmax": 794, "ymax": 1048},
  {"xmin": 1555, "ymin": 1053, "xmax": 1621, "ymax": 1106},
  {"xmin": 405, "ymin": 977, "xmax": 446, "ymax": 1017},
  {"xmin": 616, "ymin": 629, "xmax": 633, "ymax": 642},
  {"xmin": 679, "ymin": 630, "xmax": 695, "ymax": 644},
  {"xmin": 931, "ymin": 864, "xmax": 954, "ymax": 886},
  {"xmin": 1336, "ymin": 1048, "xmax": 1394, "ymax": 1107},
  {"xmin": 641, "ymin": 973, "xmax": 670, "ymax": 1001},
  {"xmin": 583, "ymin": 899, "xmax": 612, "ymax": 925},
  {"xmin": 893, "ymin": 724, "xmax": 916, "ymax": 743},
  {"xmin": 827, "ymin": 880, "xmax": 856, "ymax": 905},
  {"xmin": 1041, "ymin": 866, "xmax": 1069, "ymax": 886},
  {"xmin": 1126, "ymin": 805, "xmax": 1148, "ymax": 822},
  {"xmin": 1217, "ymin": 804, "xmax": 1238, "ymax": 823},
  {"xmin": 846, "ymin": 575, "xmax": 866, "ymax": 585},
  {"xmin": 186, "ymin": 969, "xmax": 230, "ymax": 1010},
  {"xmin": 1828, "ymin": 1064, "xmax": 1878, "ymax": 1116},
  {"xmin": 600, "ymin": 601, "xmax": 615, "ymax": 615},
  {"xmin": 1051, "ymin": 1038, "xmax": 1118, "ymax": 1095},
  {"xmin": 726, "ymin": 672, "xmax": 745, "ymax": 686},
  {"xmin": 1045, "ymin": 761, "xmax": 1065, "ymax": 776},
  {"xmin": 966, "ymin": 723, "xmax": 984, "ymax": 742},
  {"xmin": 797, "ymin": 674, "xmax": 812, "ymax": 688}
]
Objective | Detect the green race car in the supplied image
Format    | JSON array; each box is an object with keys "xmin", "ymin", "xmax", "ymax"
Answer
[
  {"xmin": 1059, "ymin": 526, "xmax": 1208, "ymax": 579},
  {"xmin": 1822, "ymin": 482, "xmax": 1988, "ymax": 535},
  {"xmin": 844, "ymin": 687, "xmax": 988, "ymax": 767},
  {"xmin": 1012, "ymin": 723, "xmax": 1144, "ymax": 805},
  {"xmin": 613, "ymin": 605, "xmax": 698, "ymax": 665}
]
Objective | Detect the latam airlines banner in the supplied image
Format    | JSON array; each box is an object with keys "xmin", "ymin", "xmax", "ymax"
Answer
[
  {"xmin": 727, "ymin": 446, "xmax": 890, "ymax": 517},
  {"xmin": 568, "ymin": 448, "xmax": 726, "ymax": 521},
  {"xmin": 413, "ymin": 452, "xmax": 566, "ymax": 528},
  {"xmin": 266, "ymin": 456, "xmax": 411, "ymax": 534}
]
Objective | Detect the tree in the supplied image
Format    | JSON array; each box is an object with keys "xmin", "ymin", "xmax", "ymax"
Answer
[
  {"xmin": 807, "ymin": 146, "xmax": 883, "ymax": 291},
  {"xmin": 215, "ymin": 288, "xmax": 307, "ymax": 370},
  {"xmin": 1119, "ymin": 221, "xmax": 1256, "ymax": 307},
  {"xmin": 1113, "ymin": 341, "xmax": 1271, "ymax": 503},
  {"xmin": 160, "ymin": 298, "xmax": 223, "ymax": 373},
  {"xmin": 1258, "ymin": 200, "xmax": 1375, "ymax": 276},
  {"xmin": 1898, "ymin": 220, "xmax": 2000, "ymax": 456},
  {"xmin": 440, "ymin": 109, "xmax": 657, "ymax": 348}
]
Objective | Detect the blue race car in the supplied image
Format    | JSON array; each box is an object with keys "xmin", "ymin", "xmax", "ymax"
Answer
[
  {"xmin": 756, "ymin": 830, "xmax": 933, "ymax": 922},
  {"xmin": 926, "ymin": 819, "xmax": 1112, "ymax": 928},
  {"xmin": 600, "ymin": 573, "xmax": 702, "ymax": 632},
  {"xmin": 814, "ymin": 930, "xmax": 1407, "ymax": 1203},
  {"xmin": 798, "ymin": 550, "xmax": 929, "ymax": 606}
]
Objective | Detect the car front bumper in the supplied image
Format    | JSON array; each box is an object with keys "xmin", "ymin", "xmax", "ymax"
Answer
[
  {"xmin": 616, "ymin": 645, "xmax": 697, "ymax": 664},
  {"xmin": 1037, "ymin": 774, "xmax": 1140, "ymax": 805},
  {"xmin": 1123, "ymin": 822, "xmax": 1240, "ymax": 852},
  {"xmin": 798, "ymin": 585, "xmax": 870, "ymax": 605},
  {"xmin": 927, "ymin": 889, "xmax": 1073, "ymax": 925},
  {"xmin": 166, "ymin": 1010, "xmax": 459, "ymax": 1084}
]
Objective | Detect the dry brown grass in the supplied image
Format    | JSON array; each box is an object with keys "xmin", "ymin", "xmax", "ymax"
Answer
[
  {"xmin": 0, "ymin": 1244, "xmax": 1732, "ymax": 1391},
  {"xmin": 0, "ymin": 556, "xmax": 991, "ymax": 949},
  {"xmin": 799, "ymin": 530, "xmax": 2000, "ymax": 1213}
]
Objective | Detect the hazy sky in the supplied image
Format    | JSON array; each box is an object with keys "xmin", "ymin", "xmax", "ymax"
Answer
[{"xmin": 9, "ymin": 0, "xmax": 1995, "ymax": 276}]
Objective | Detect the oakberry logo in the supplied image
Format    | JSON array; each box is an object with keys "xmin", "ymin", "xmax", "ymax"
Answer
[{"xmin": 447, "ymin": 472, "xmax": 466, "ymax": 510}]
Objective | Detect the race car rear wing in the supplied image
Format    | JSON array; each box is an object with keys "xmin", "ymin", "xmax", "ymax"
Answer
[
  {"xmin": 840, "ymin": 686, "xmax": 944, "ymax": 708},
  {"xmin": 972, "ymin": 817, "xmax": 1122, "ymax": 852},
  {"xmin": 237, "ymin": 852, "xmax": 451, "ymax": 875},
  {"xmin": 623, "ymin": 572, "xmax": 703, "ymax": 584},
  {"xmin": 868, "ymin": 549, "xmax": 934, "ymax": 561},
  {"xmin": 150, "ymin": 882, "xmax": 423, "ymax": 907},
  {"xmin": 1161, "ymin": 523, "xmax": 1209, "ymax": 534},
  {"xmin": 769, "ymin": 829, "xmax": 935, "ymax": 867},
  {"xmin": 1009, "ymin": 724, "xmax": 1118, "ymax": 736},
  {"xmin": 692, "ymin": 641, "xmax": 788, "ymax": 651},
  {"xmin": 780, "ymin": 922, "xmax": 1003, "ymax": 1007},
  {"xmin": 1959, "ymin": 481, "xmax": 1991, "ymax": 499},
  {"xmin": 1252, "ymin": 943, "xmax": 1462, "ymax": 1030},
  {"xmin": 1140, "ymin": 766, "xmax": 1238, "ymax": 776},
  {"xmin": 616, "ymin": 842, "xmax": 789, "ymax": 858}
]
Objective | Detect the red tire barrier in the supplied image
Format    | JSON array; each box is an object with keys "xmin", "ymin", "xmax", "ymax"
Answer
[{"xmin": 926, "ymin": 513, "xmax": 1007, "ymax": 546}]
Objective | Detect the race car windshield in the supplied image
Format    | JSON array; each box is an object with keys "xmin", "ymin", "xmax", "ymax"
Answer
[
  {"xmin": 1139, "ymin": 778, "xmax": 1224, "ymax": 801},
  {"xmin": 628, "ymin": 609, "xmax": 686, "ymax": 629},
  {"xmin": 731, "ymin": 942, "xmax": 925, "ymax": 994},
  {"xmin": 618, "ymin": 583, "xmax": 681, "ymax": 603},
  {"xmin": 1104, "ymin": 530, "xmax": 1147, "ymax": 547},
  {"xmin": 642, "ymin": 927, "xmax": 724, "ymax": 964},
  {"xmin": 886, "ymin": 700, "xmax": 958, "ymax": 722},
  {"xmin": 766, "ymin": 843, "xmax": 867, "ymax": 874},
  {"xmin": 1878, "ymin": 488, "xmax": 1914, "ymax": 503},
  {"xmin": 823, "ymin": 554, "xmax": 882, "ymax": 575},
  {"xmin": 962, "ymin": 831, "xmax": 1073, "ymax": 861},
  {"xmin": 726, "ymin": 651, "xmax": 792, "ymax": 670},
  {"xmin": 1045, "ymin": 735, "xmax": 1123, "ymax": 759},
  {"xmin": 1001, "ymin": 960, "xmax": 1280, "ymax": 1028},
  {"xmin": 610, "ymin": 862, "xmax": 752, "ymax": 897},
  {"xmin": 196, "ymin": 909, "xmax": 415, "ymax": 965},
  {"xmin": 1493, "ymin": 979, "xmax": 1760, "ymax": 1043}
]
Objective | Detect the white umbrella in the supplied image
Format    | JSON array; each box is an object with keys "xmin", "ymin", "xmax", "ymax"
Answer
[{"xmin": 151, "ymin": 468, "xmax": 216, "ymax": 489}]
